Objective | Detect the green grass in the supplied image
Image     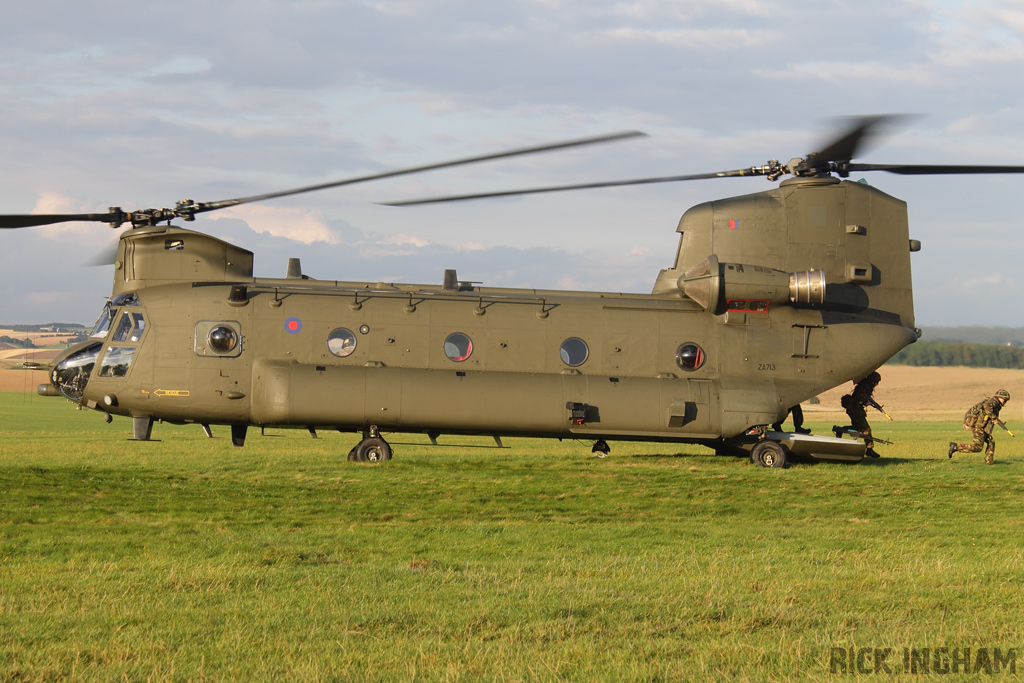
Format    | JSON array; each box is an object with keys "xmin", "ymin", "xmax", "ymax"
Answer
[{"xmin": 2, "ymin": 391, "xmax": 1023, "ymax": 681}]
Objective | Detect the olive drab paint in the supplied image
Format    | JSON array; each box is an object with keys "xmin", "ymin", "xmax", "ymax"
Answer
[
  {"xmin": 27, "ymin": 117, "xmax": 1024, "ymax": 466},
  {"xmin": 45, "ymin": 174, "xmax": 918, "ymax": 465}
]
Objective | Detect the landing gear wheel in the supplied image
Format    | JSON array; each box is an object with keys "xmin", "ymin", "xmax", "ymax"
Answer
[
  {"xmin": 591, "ymin": 439, "xmax": 610, "ymax": 457},
  {"xmin": 751, "ymin": 440, "xmax": 787, "ymax": 468},
  {"xmin": 352, "ymin": 436, "xmax": 392, "ymax": 463}
]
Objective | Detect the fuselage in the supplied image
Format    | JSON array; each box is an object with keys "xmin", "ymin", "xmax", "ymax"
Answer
[{"xmin": 48, "ymin": 176, "xmax": 921, "ymax": 448}]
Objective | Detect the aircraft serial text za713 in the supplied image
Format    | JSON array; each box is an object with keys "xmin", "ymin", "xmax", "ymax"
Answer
[{"xmin": 7, "ymin": 116, "xmax": 1024, "ymax": 467}]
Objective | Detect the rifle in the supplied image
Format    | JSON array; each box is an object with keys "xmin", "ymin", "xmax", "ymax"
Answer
[
  {"xmin": 993, "ymin": 418, "xmax": 1015, "ymax": 437},
  {"xmin": 833, "ymin": 427, "xmax": 894, "ymax": 445},
  {"xmin": 867, "ymin": 399, "xmax": 894, "ymax": 421}
]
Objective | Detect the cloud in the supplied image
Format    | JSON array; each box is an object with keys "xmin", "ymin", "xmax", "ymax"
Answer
[
  {"xmin": 376, "ymin": 233, "xmax": 431, "ymax": 248},
  {"xmin": 1, "ymin": 0, "xmax": 1024, "ymax": 328},
  {"xmin": 759, "ymin": 61, "xmax": 934, "ymax": 87},
  {"xmin": 951, "ymin": 273, "xmax": 1018, "ymax": 294},
  {"xmin": 214, "ymin": 206, "xmax": 338, "ymax": 244},
  {"xmin": 597, "ymin": 26, "xmax": 776, "ymax": 50}
]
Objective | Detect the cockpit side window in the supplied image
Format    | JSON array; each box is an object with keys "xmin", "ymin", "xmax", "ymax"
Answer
[
  {"xmin": 98, "ymin": 347, "xmax": 137, "ymax": 377},
  {"xmin": 111, "ymin": 311, "xmax": 146, "ymax": 343},
  {"xmin": 112, "ymin": 312, "xmax": 133, "ymax": 342},
  {"xmin": 129, "ymin": 313, "xmax": 145, "ymax": 342}
]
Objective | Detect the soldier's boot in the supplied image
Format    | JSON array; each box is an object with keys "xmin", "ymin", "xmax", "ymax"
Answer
[
  {"xmin": 866, "ymin": 448, "xmax": 880, "ymax": 458},
  {"xmin": 985, "ymin": 451, "xmax": 995, "ymax": 465},
  {"xmin": 948, "ymin": 442, "xmax": 957, "ymax": 459},
  {"xmin": 795, "ymin": 426, "xmax": 811, "ymax": 434}
]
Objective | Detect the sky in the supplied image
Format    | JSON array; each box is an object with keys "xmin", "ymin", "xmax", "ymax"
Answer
[{"xmin": 2, "ymin": 0, "xmax": 1023, "ymax": 328}]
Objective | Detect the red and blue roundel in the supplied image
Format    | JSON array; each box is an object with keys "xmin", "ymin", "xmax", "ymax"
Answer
[{"xmin": 284, "ymin": 317, "xmax": 302, "ymax": 334}]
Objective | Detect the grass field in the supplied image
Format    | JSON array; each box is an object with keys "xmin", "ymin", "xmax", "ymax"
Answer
[{"xmin": 2, "ymin": 391, "xmax": 1024, "ymax": 681}]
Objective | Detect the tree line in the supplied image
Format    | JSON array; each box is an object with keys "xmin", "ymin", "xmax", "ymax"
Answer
[
  {"xmin": 0, "ymin": 335, "xmax": 38, "ymax": 348},
  {"xmin": 920, "ymin": 326, "xmax": 1024, "ymax": 346},
  {"xmin": 888, "ymin": 341, "xmax": 1024, "ymax": 368}
]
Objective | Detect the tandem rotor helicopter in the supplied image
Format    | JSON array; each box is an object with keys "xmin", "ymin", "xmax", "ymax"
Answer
[{"xmin": 6, "ymin": 115, "xmax": 1024, "ymax": 467}]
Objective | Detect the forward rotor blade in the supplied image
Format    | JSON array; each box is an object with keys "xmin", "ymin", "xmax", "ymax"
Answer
[
  {"xmin": 194, "ymin": 130, "xmax": 647, "ymax": 213},
  {"xmin": 0, "ymin": 130, "xmax": 645, "ymax": 228},
  {"xmin": 0, "ymin": 212, "xmax": 122, "ymax": 229},
  {"xmin": 85, "ymin": 241, "xmax": 121, "ymax": 267},
  {"xmin": 845, "ymin": 163, "xmax": 1024, "ymax": 175},
  {"xmin": 382, "ymin": 167, "xmax": 763, "ymax": 206}
]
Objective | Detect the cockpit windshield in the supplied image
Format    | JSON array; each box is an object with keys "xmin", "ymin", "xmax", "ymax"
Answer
[
  {"xmin": 89, "ymin": 292, "xmax": 141, "ymax": 339},
  {"xmin": 57, "ymin": 292, "xmax": 145, "ymax": 402},
  {"xmin": 90, "ymin": 306, "xmax": 115, "ymax": 339},
  {"xmin": 52, "ymin": 343, "xmax": 101, "ymax": 401}
]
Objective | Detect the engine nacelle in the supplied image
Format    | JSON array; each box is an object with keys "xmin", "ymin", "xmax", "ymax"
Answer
[{"xmin": 678, "ymin": 255, "xmax": 826, "ymax": 314}]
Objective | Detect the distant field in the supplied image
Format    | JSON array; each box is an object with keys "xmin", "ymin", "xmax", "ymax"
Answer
[
  {"xmin": 808, "ymin": 365, "xmax": 1024, "ymax": 423},
  {"xmin": 0, "ymin": 326, "xmax": 78, "ymax": 390},
  {"xmin": 2, "ymin": 391, "xmax": 1023, "ymax": 680},
  {"xmin": 0, "ymin": 328, "xmax": 82, "ymax": 347}
]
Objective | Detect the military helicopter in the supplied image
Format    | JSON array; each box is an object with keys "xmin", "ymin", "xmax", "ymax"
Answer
[{"xmin": 5, "ymin": 116, "xmax": 1024, "ymax": 467}]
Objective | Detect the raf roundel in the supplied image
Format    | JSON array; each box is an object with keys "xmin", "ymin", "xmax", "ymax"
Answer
[{"xmin": 284, "ymin": 317, "xmax": 302, "ymax": 334}]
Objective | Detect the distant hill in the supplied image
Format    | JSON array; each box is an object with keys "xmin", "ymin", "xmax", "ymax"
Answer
[
  {"xmin": 920, "ymin": 326, "xmax": 1024, "ymax": 346},
  {"xmin": 1, "ymin": 323, "xmax": 87, "ymax": 332}
]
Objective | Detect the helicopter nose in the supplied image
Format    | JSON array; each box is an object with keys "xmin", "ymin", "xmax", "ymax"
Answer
[{"xmin": 50, "ymin": 342, "xmax": 102, "ymax": 402}]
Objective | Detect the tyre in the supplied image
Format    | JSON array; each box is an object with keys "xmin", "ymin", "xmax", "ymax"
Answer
[
  {"xmin": 354, "ymin": 436, "xmax": 393, "ymax": 462},
  {"xmin": 751, "ymin": 440, "xmax": 787, "ymax": 468}
]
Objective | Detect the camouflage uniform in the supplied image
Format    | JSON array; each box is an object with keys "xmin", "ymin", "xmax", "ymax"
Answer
[
  {"xmin": 950, "ymin": 391, "xmax": 1010, "ymax": 464},
  {"xmin": 840, "ymin": 372, "xmax": 882, "ymax": 457}
]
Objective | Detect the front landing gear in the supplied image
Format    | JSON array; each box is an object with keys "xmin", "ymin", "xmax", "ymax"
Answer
[
  {"xmin": 348, "ymin": 426, "xmax": 393, "ymax": 463},
  {"xmin": 132, "ymin": 415, "xmax": 153, "ymax": 441}
]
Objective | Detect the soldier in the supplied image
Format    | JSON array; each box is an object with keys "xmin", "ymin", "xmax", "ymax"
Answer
[
  {"xmin": 835, "ymin": 371, "xmax": 887, "ymax": 458},
  {"xmin": 772, "ymin": 404, "xmax": 811, "ymax": 434},
  {"xmin": 948, "ymin": 389, "xmax": 1012, "ymax": 464}
]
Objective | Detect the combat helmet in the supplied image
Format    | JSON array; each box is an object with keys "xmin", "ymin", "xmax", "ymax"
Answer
[{"xmin": 995, "ymin": 389, "xmax": 1010, "ymax": 402}]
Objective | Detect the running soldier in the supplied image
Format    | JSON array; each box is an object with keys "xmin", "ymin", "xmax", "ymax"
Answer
[
  {"xmin": 835, "ymin": 372, "xmax": 889, "ymax": 458},
  {"xmin": 948, "ymin": 389, "xmax": 1013, "ymax": 464}
]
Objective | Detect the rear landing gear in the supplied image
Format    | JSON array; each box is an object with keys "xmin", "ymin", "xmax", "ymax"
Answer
[
  {"xmin": 348, "ymin": 426, "xmax": 393, "ymax": 462},
  {"xmin": 751, "ymin": 440, "xmax": 787, "ymax": 468},
  {"xmin": 591, "ymin": 439, "xmax": 610, "ymax": 457}
]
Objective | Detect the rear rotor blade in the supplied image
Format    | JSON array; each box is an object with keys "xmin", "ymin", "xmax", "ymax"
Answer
[
  {"xmin": 812, "ymin": 115, "xmax": 908, "ymax": 164},
  {"xmin": 382, "ymin": 167, "xmax": 767, "ymax": 206},
  {"xmin": 845, "ymin": 163, "xmax": 1024, "ymax": 175}
]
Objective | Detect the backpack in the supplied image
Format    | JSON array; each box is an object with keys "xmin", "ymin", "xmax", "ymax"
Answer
[{"xmin": 964, "ymin": 401, "xmax": 984, "ymax": 429}]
